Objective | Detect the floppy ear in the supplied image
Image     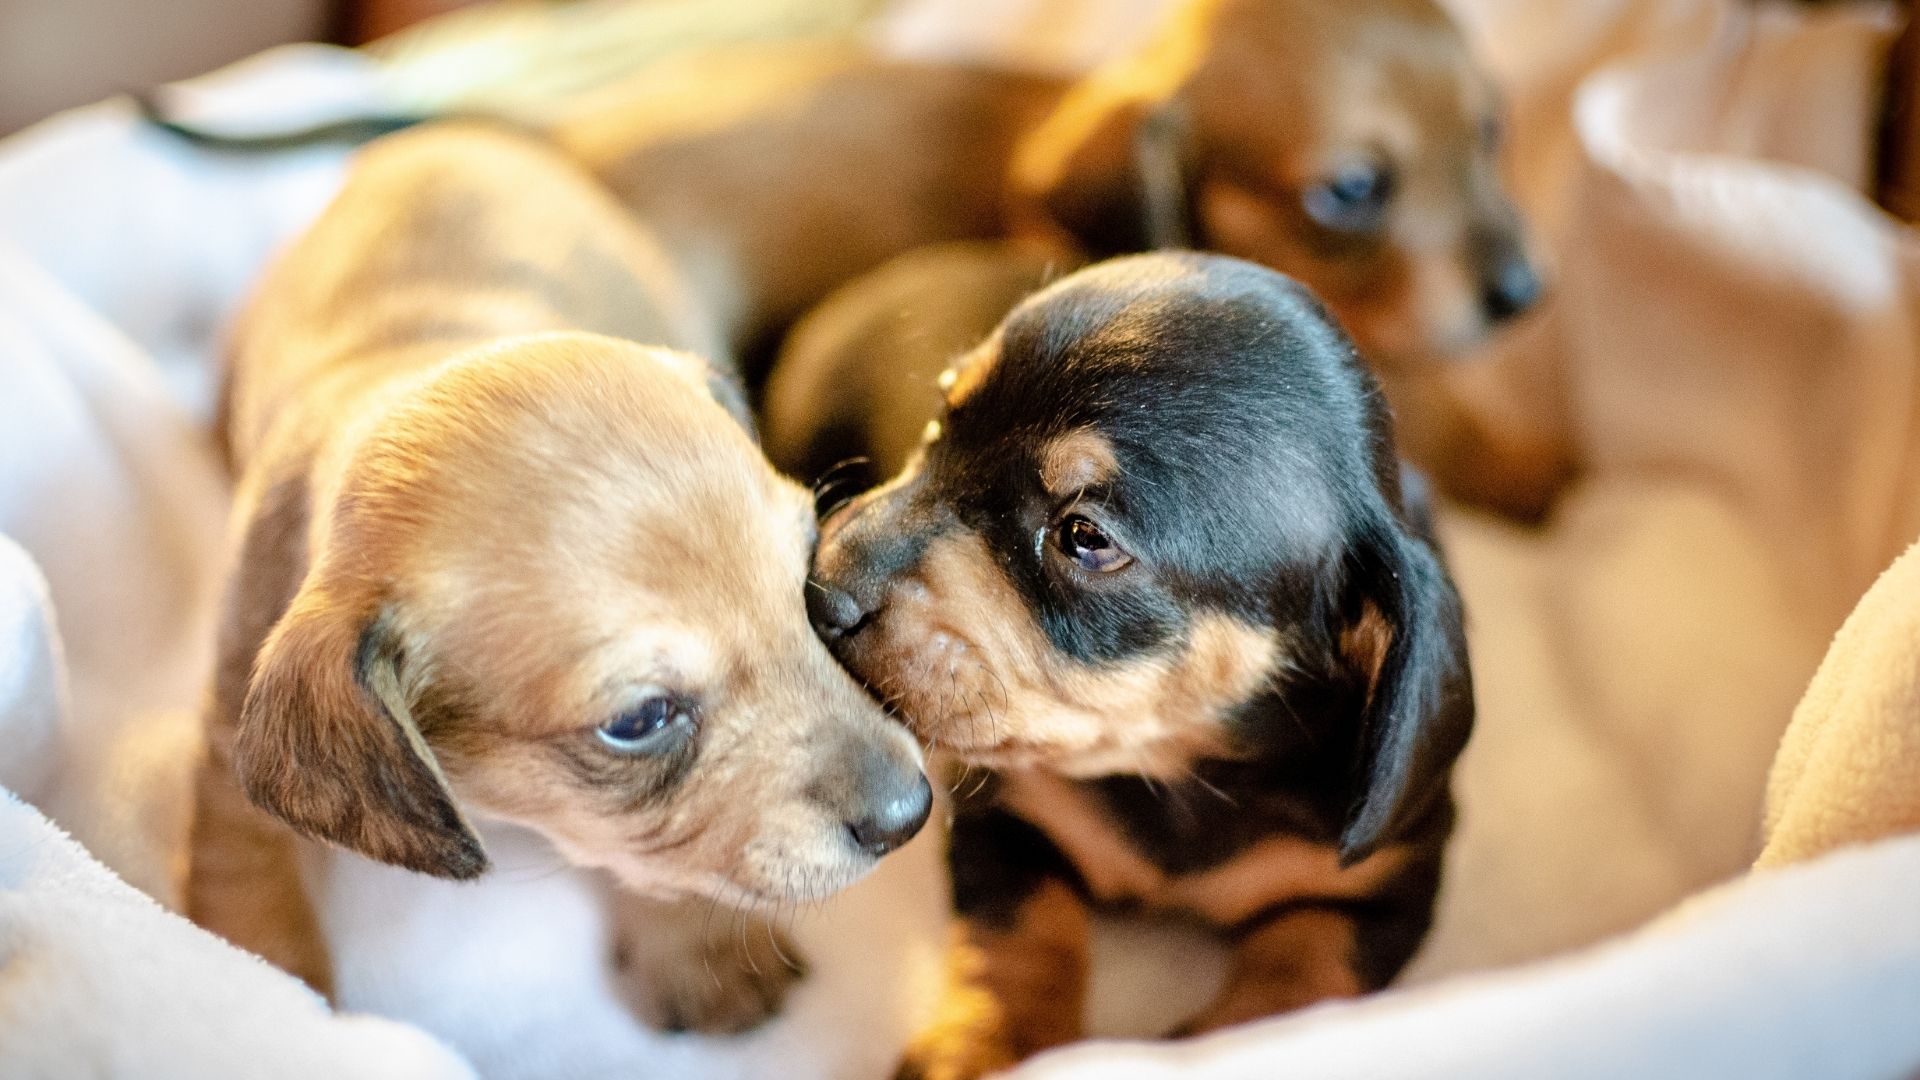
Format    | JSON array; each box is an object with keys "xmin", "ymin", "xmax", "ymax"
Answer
[
  {"xmin": 1334, "ymin": 516, "xmax": 1474, "ymax": 864},
  {"xmin": 232, "ymin": 588, "xmax": 488, "ymax": 879},
  {"xmin": 1013, "ymin": 93, "xmax": 1197, "ymax": 256}
]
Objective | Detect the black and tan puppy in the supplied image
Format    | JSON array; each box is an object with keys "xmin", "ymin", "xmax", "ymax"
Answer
[{"xmin": 800, "ymin": 252, "xmax": 1474, "ymax": 1075}]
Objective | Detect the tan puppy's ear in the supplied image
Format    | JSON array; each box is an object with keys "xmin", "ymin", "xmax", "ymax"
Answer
[
  {"xmin": 1013, "ymin": 95, "xmax": 1196, "ymax": 256},
  {"xmin": 233, "ymin": 589, "xmax": 487, "ymax": 879}
]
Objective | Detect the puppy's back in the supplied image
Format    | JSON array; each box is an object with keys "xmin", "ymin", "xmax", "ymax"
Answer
[
  {"xmin": 226, "ymin": 124, "xmax": 719, "ymax": 467},
  {"xmin": 552, "ymin": 43, "xmax": 1062, "ymax": 362},
  {"xmin": 764, "ymin": 241, "xmax": 1067, "ymax": 487}
]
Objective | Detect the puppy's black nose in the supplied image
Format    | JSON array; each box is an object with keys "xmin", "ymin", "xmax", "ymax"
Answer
[
  {"xmin": 807, "ymin": 582, "xmax": 871, "ymax": 640},
  {"xmin": 1483, "ymin": 256, "xmax": 1542, "ymax": 323},
  {"xmin": 846, "ymin": 773, "xmax": 933, "ymax": 858}
]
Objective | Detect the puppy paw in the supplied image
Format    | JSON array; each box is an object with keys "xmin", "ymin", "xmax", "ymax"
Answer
[{"xmin": 609, "ymin": 896, "xmax": 808, "ymax": 1035}]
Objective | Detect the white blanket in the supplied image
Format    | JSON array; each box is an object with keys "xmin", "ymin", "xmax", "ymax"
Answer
[
  {"xmin": 4, "ymin": 2, "xmax": 1920, "ymax": 1077},
  {"xmin": 0, "ymin": 786, "xmax": 474, "ymax": 1080}
]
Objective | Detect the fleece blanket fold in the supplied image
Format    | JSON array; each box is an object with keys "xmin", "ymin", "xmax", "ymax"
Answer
[
  {"xmin": 1005, "ymin": 832, "xmax": 1920, "ymax": 1080},
  {"xmin": 0, "ymin": 789, "xmax": 476, "ymax": 1080},
  {"xmin": 1759, "ymin": 537, "xmax": 1920, "ymax": 869}
]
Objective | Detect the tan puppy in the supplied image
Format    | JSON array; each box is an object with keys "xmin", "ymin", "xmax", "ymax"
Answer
[
  {"xmin": 187, "ymin": 124, "xmax": 931, "ymax": 1030},
  {"xmin": 555, "ymin": 0, "xmax": 1566, "ymax": 515}
]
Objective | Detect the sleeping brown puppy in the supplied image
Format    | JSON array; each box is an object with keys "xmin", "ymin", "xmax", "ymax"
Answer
[
  {"xmin": 554, "ymin": 0, "xmax": 1566, "ymax": 516},
  {"xmin": 801, "ymin": 252, "xmax": 1474, "ymax": 1076},
  {"xmin": 188, "ymin": 123, "xmax": 930, "ymax": 1032}
]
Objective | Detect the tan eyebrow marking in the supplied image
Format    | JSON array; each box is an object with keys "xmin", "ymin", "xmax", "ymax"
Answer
[{"xmin": 1037, "ymin": 428, "xmax": 1119, "ymax": 498}]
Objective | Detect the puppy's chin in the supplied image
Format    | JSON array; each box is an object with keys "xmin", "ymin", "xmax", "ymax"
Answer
[{"xmin": 597, "ymin": 848, "xmax": 880, "ymax": 908}]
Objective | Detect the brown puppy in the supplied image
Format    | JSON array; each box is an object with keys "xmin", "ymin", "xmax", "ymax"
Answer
[
  {"xmin": 554, "ymin": 0, "xmax": 1564, "ymax": 515},
  {"xmin": 802, "ymin": 254, "xmax": 1474, "ymax": 1076},
  {"xmin": 187, "ymin": 124, "xmax": 931, "ymax": 1030}
]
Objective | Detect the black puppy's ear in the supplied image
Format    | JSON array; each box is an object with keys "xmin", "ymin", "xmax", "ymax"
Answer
[
  {"xmin": 1014, "ymin": 94, "xmax": 1197, "ymax": 255},
  {"xmin": 233, "ymin": 588, "xmax": 488, "ymax": 879},
  {"xmin": 1334, "ymin": 517, "xmax": 1474, "ymax": 864}
]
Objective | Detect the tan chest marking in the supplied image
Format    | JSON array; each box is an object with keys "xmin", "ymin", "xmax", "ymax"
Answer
[{"xmin": 998, "ymin": 770, "xmax": 1409, "ymax": 925}]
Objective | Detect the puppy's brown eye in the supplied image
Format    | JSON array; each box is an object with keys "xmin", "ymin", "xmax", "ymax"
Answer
[
  {"xmin": 597, "ymin": 694, "xmax": 694, "ymax": 753},
  {"xmin": 1054, "ymin": 515, "xmax": 1132, "ymax": 573},
  {"xmin": 1304, "ymin": 163, "xmax": 1394, "ymax": 233}
]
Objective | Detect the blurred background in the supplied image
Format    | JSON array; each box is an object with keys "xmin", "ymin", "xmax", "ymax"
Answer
[
  {"xmin": 2, "ymin": 0, "xmax": 1918, "ymax": 1075},
  {"xmin": 0, "ymin": 1, "xmax": 490, "ymax": 134}
]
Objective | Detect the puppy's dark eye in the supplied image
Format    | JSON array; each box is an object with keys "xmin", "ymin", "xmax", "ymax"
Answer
[
  {"xmin": 1054, "ymin": 515, "xmax": 1132, "ymax": 573},
  {"xmin": 597, "ymin": 694, "xmax": 694, "ymax": 753},
  {"xmin": 1304, "ymin": 163, "xmax": 1395, "ymax": 233}
]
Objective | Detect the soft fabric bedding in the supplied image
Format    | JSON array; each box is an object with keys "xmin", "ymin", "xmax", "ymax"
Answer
[{"xmin": 2, "ymin": 1, "xmax": 1919, "ymax": 1077}]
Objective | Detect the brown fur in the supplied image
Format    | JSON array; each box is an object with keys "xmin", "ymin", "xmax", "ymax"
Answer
[
  {"xmin": 962, "ymin": 879, "xmax": 1092, "ymax": 1060},
  {"xmin": 554, "ymin": 43, "xmax": 1059, "ymax": 359},
  {"xmin": 901, "ymin": 881, "xmax": 1091, "ymax": 1080},
  {"xmin": 895, "ymin": 927, "xmax": 1023, "ymax": 1080},
  {"xmin": 189, "ymin": 124, "xmax": 924, "ymax": 1021},
  {"xmin": 555, "ymin": 0, "xmax": 1567, "ymax": 515},
  {"xmin": 903, "ymin": 770, "xmax": 1409, "ymax": 1077},
  {"xmin": 1037, "ymin": 429, "xmax": 1122, "ymax": 498},
  {"xmin": 1175, "ymin": 907, "xmax": 1366, "ymax": 1035},
  {"xmin": 824, "ymin": 529, "xmax": 1278, "ymax": 777},
  {"xmin": 997, "ymin": 771, "xmax": 1411, "ymax": 921}
]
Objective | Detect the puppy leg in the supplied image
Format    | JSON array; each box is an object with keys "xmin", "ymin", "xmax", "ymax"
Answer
[
  {"xmin": 186, "ymin": 751, "xmax": 335, "ymax": 995},
  {"xmin": 899, "ymin": 808, "xmax": 1090, "ymax": 1079},
  {"xmin": 899, "ymin": 880, "xmax": 1091, "ymax": 1080},
  {"xmin": 607, "ymin": 890, "xmax": 808, "ymax": 1035},
  {"xmin": 1170, "ymin": 906, "xmax": 1362, "ymax": 1036},
  {"xmin": 1172, "ymin": 830, "xmax": 1445, "ymax": 1037}
]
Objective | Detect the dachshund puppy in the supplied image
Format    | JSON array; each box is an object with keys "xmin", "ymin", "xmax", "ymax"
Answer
[
  {"xmin": 188, "ymin": 124, "xmax": 931, "ymax": 1032},
  {"xmin": 801, "ymin": 253, "xmax": 1474, "ymax": 1076}
]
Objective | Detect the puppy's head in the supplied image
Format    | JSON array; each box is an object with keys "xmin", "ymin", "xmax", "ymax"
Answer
[
  {"xmin": 1011, "ymin": 0, "xmax": 1540, "ymax": 363},
  {"xmin": 810, "ymin": 255, "xmax": 1471, "ymax": 860},
  {"xmin": 235, "ymin": 333, "xmax": 928, "ymax": 904}
]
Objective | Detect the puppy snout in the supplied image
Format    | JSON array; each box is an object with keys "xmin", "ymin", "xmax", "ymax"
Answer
[
  {"xmin": 846, "ymin": 770, "xmax": 933, "ymax": 858},
  {"xmin": 812, "ymin": 499, "xmax": 928, "ymax": 641},
  {"xmin": 807, "ymin": 580, "xmax": 875, "ymax": 641},
  {"xmin": 1482, "ymin": 253, "xmax": 1541, "ymax": 324}
]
